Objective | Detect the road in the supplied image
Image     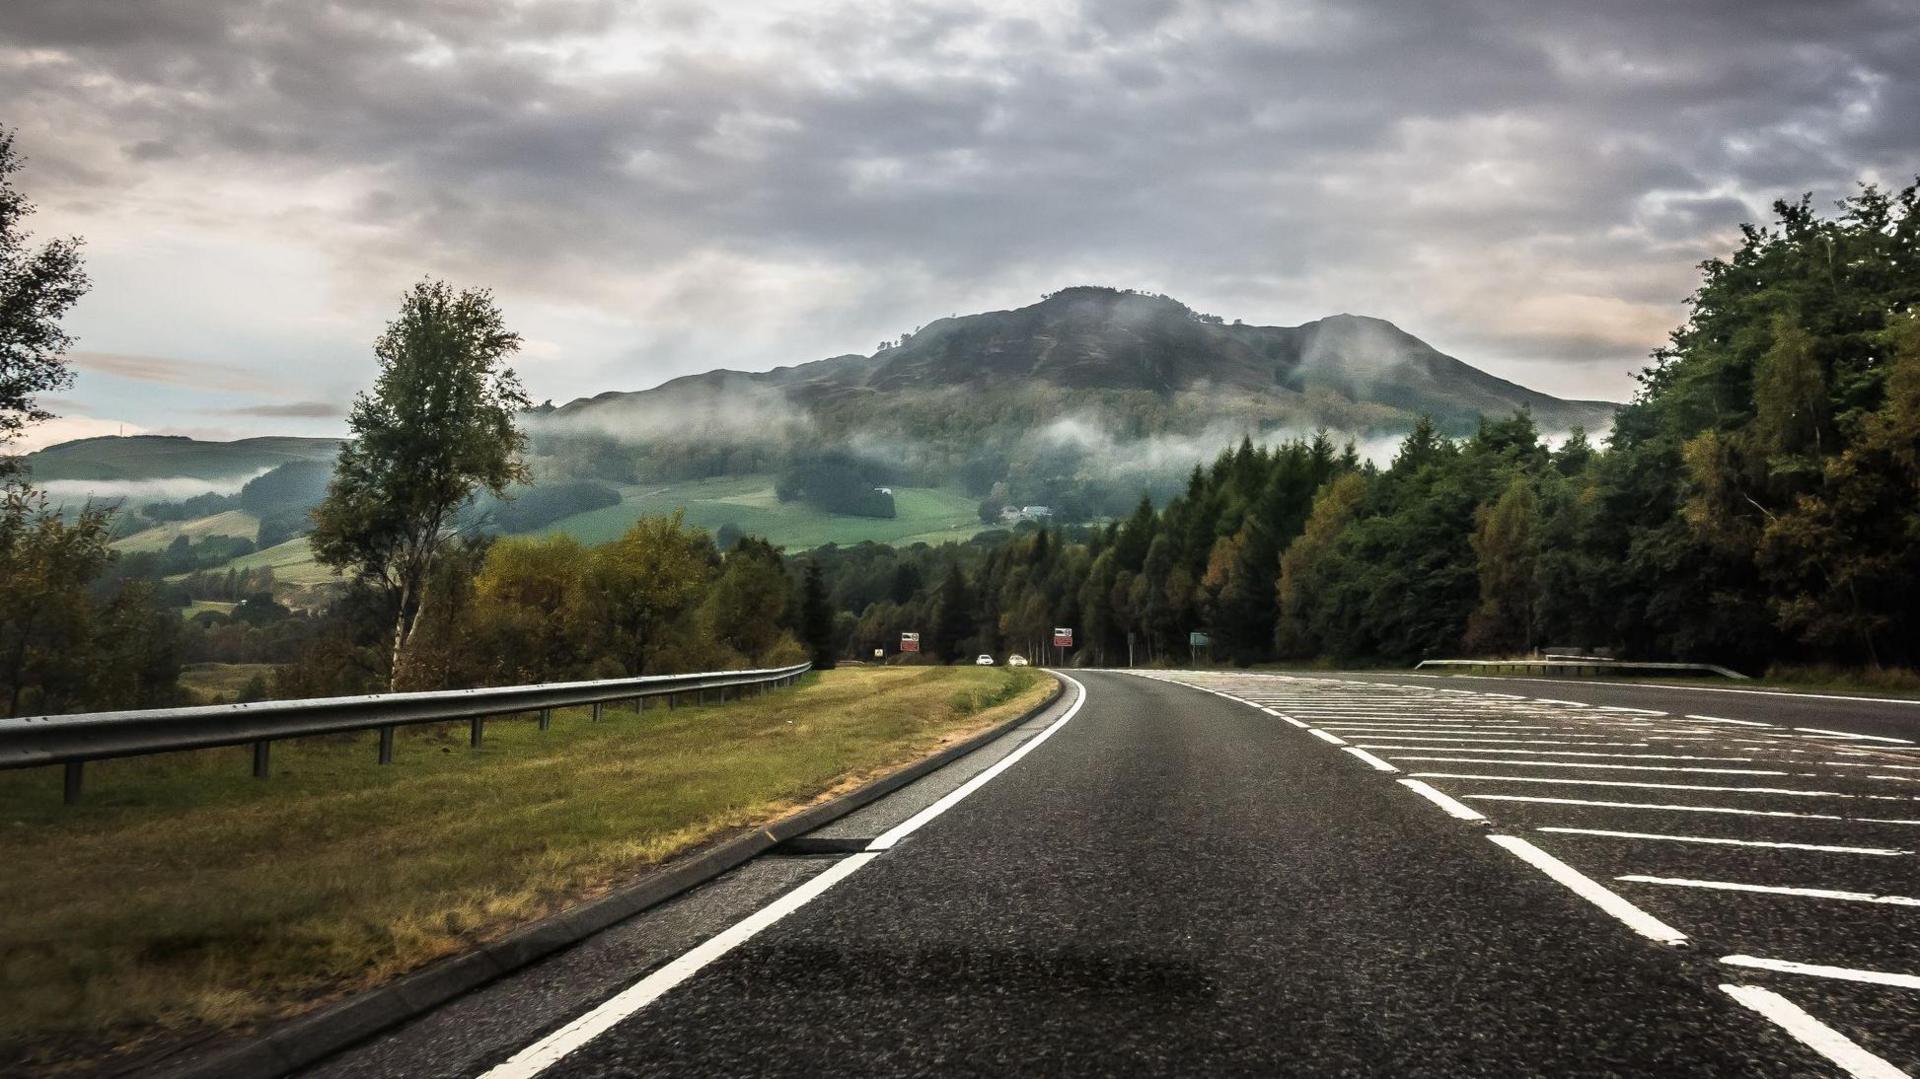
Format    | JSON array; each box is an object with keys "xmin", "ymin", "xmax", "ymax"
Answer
[{"xmin": 307, "ymin": 670, "xmax": 1920, "ymax": 1078}]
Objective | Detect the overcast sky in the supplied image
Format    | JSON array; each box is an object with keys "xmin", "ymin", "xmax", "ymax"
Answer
[{"xmin": 5, "ymin": 0, "xmax": 1918, "ymax": 449}]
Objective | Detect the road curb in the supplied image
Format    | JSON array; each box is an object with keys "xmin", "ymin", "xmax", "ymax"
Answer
[{"xmin": 147, "ymin": 672, "xmax": 1069, "ymax": 1079}]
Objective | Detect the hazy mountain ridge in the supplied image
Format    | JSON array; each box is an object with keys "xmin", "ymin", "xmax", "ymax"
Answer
[{"xmin": 555, "ymin": 287, "xmax": 1619, "ymax": 437}]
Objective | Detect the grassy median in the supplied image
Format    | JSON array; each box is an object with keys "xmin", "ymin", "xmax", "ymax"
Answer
[{"xmin": 0, "ymin": 665, "xmax": 1051, "ymax": 1071}]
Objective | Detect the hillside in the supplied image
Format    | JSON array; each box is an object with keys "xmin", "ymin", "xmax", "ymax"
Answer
[{"xmin": 20, "ymin": 435, "xmax": 340, "ymax": 484}]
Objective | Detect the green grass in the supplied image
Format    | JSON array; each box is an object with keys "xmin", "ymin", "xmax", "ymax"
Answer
[
  {"xmin": 0, "ymin": 665, "xmax": 1049, "ymax": 1069},
  {"xmin": 112, "ymin": 511, "xmax": 261, "ymax": 553},
  {"xmin": 177, "ymin": 662, "xmax": 274, "ymax": 701},
  {"xmin": 214, "ymin": 536, "xmax": 340, "ymax": 586},
  {"xmin": 536, "ymin": 474, "xmax": 988, "ymax": 549}
]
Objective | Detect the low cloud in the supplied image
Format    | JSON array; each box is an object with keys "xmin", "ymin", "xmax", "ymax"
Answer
[
  {"xmin": 535, "ymin": 375, "xmax": 811, "ymax": 445},
  {"xmin": 36, "ymin": 468, "xmax": 271, "ymax": 505},
  {"xmin": 68, "ymin": 351, "xmax": 284, "ymax": 395},
  {"xmin": 209, "ymin": 401, "xmax": 345, "ymax": 419}
]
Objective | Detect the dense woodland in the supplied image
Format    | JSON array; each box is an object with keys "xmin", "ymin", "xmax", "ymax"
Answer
[{"xmin": 4, "ymin": 159, "xmax": 1919, "ymax": 714}]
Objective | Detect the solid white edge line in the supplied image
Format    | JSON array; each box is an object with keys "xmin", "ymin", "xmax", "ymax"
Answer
[
  {"xmin": 1719, "ymin": 984, "xmax": 1908, "ymax": 1079},
  {"xmin": 1535, "ymin": 827, "xmax": 1908, "ymax": 856},
  {"xmin": 1797, "ymin": 727, "xmax": 1915, "ymax": 745},
  {"xmin": 1487, "ymin": 835, "xmax": 1689, "ymax": 946},
  {"xmin": 1340, "ymin": 746, "xmax": 1400, "ymax": 772},
  {"xmin": 1398, "ymin": 778, "xmax": 1487, "ymax": 821},
  {"xmin": 1687, "ymin": 714, "xmax": 1773, "ymax": 728},
  {"xmin": 483, "ymin": 674, "xmax": 1089, "ymax": 1078},
  {"xmin": 1308, "ymin": 728, "xmax": 1348, "ymax": 746},
  {"xmin": 1721, "ymin": 955, "xmax": 1920, "ymax": 991},
  {"xmin": 1618, "ymin": 876, "xmax": 1920, "ymax": 907},
  {"xmin": 481, "ymin": 852, "xmax": 880, "ymax": 1079},
  {"xmin": 868, "ymin": 674, "xmax": 1087, "ymax": 850}
]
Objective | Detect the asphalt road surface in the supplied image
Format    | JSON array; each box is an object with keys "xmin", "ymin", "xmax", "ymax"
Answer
[{"xmin": 310, "ymin": 670, "xmax": 1920, "ymax": 1078}]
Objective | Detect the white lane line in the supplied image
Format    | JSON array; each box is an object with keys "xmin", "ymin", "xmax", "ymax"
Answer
[
  {"xmin": 1722, "ymin": 955, "xmax": 1920, "ymax": 991},
  {"xmin": 1358, "ymin": 746, "xmax": 1758, "ymax": 762},
  {"xmin": 1688, "ymin": 714, "xmax": 1773, "ymax": 728},
  {"xmin": 1399, "ymin": 779, "xmax": 1487, "ymax": 821},
  {"xmin": 485, "ymin": 675, "xmax": 1088, "ymax": 1077},
  {"xmin": 1532, "ymin": 698, "xmax": 1589, "ymax": 706},
  {"xmin": 1466, "ymin": 795, "xmax": 1853, "ymax": 821},
  {"xmin": 1487, "ymin": 835, "xmax": 1688, "ymax": 946},
  {"xmin": 869, "ymin": 675, "xmax": 1087, "ymax": 850},
  {"xmin": 1718, "ymin": 985, "xmax": 1908, "ymax": 1079},
  {"xmin": 1600, "ymin": 706, "xmax": 1670, "ymax": 716},
  {"xmin": 1338, "ymin": 736, "xmax": 1655, "ymax": 747},
  {"xmin": 1410, "ymin": 773, "xmax": 1875, "ymax": 798},
  {"xmin": 1620, "ymin": 876, "xmax": 1920, "ymax": 908},
  {"xmin": 1397, "ymin": 673, "xmax": 1920, "ymax": 707},
  {"xmin": 1536, "ymin": 827, "xmax": 1909, "ymax": 856},
  {"xmin": 1797, "ymin": 727, "xmax": 1916, "ymax": 745},
  {"xmin": 1386, "ymin": 757, "xmax": 1787, "ymax": 776},
  {"xmin": 1308, "ymin": 728, "xmax": 1348, "ymax": 746},
  {"xmin": 1341, "ymin": 747, "xmax": 1400, "ymax": 772},
  {"xmin": 482, "ymin": 851, "xmax": 880, "ymax": 1079}
]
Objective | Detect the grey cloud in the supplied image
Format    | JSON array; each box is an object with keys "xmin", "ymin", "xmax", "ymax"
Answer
[
  {"xmin": 208, "ymin": 401, "xmax": 345, "ymax": 419},
  {"xmin": 4, "ymin": 0, "xmax": 1919, "ymax": 409}
]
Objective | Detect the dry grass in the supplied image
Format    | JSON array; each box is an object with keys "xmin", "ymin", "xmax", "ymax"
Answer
[{"xmin": 0, "ymin": 666, "xmax": 1050, "ymax": 1071}]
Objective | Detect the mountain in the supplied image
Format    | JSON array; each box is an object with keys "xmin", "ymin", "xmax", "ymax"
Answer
[
  {"xmin": 556, "ymin": 286, "xmax": 1617, "ymax": 435},
  {"xmin": 19, "ymin": 435, "xmax": 341, "ymax": 485}
]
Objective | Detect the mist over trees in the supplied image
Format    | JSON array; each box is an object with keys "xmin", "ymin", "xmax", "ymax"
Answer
[{"xmin": 800, "ymin": 182, "xmax": 1920, "ymax": 675}]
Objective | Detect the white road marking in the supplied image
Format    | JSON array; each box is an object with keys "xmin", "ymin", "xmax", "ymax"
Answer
[
  {"xmin": 1536, "ymin": 827, "xmax": 1909, "ymax": 856},
  {"xmin": 869, "ymin": 675, "xmax": 1087, "ymax": 850},
  {"xmin": 1599, "ymin": 706, "xmax": 1669, "ymax": 716},
  {"xmin": 1359, "ymin": 746, "xmax": 1757, "ymax": 762},
  {"xmin": 1411, "ymin": 773, "xmax": 1872, "ymax": 798},
  {"xmin": 1487, "ymin": 835, "xmax": 1688, "ymax": 946},
  {"xmin": 483, "ymin": 675, "xmax": 1089, "ymax": 1077},
  {"xmin": 1620, "ymin": 876, "xmax": 1920, "ymax": 908},
  {"xmin": 1340, "ymin": 747, "xmax": 1400, "ymax": 772},
  {"xmin": 1398, "ymin": 779, "xmax": 1487, "ymax": 821},
  {"xmin": 1719, "ymin": 984, "xmax": 1908, "ymax": 1079},
  {"xmin": 1395, "ymin": 673, "xmax": 1920, "ymax": 707},
  {"xmin": 1688, "ymin": 714, "xmax": 1773, "ymax": 728},
  {"xmin": 481, "ymin": 851, "xmax": 880, "ymax": 1079},
  {"xmin": 1308, "ymin": 728, "xmax": 1348, "ymax": 746},
  {"xmin": 1339, "ymin": 735, "xmax": 1655, "ymax": 747},
  {"xmin": 1722, "ymin": 955, "xmax": 1920, "ymax": 991},
  {"xmin": 1532, "ymin": 698, "xmax": 1589, "ymax": 706},
  {"xmin": 1465, "ymin": 795, "xmax": 1854, "ymax": 821},
  {"xmin": 1385, "ymin": 756, "xmax": 1786, "ymax": 776},
  {"xmin": 1797, "ymin": 727, "xmax": 1916, "ymax": 745}
]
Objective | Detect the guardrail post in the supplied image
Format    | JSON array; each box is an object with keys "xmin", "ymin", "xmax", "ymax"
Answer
[
  {"xmin": 378, "ymin": 725, "xmax": 395, "ymax": 764},
  {"xmin": 666, "ymin": 694, "xmax": 674, "ymax": 710},
  {"xmin": 63, "ymin": 761, "xmax": 83, "ymax": 805},
  {"xmin": 537, "ymin": 708, "xmax": 552, "ymax": 731},
  {"xmin": 469, "ymin": 717, "xmax": 484, "ymax": 748},
  {"xmin": 252, "ymin": 740, "xmax": 271, "ymax": 779},
  {"xmin": 591, "ymin": 702, "xmax": 604, "ymax": 722}
]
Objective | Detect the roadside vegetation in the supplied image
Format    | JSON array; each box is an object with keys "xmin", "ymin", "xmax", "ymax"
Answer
[{"xmin": 0, "ymin": 664, "xmax": 1049, "ymax": 1070}]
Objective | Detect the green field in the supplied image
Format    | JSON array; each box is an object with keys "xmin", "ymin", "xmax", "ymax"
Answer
[
  {"xmin": 113, "ymin": 510, "xmax": 261, "ymax": 553},
  {"xmin": 0, "ymin": 666, "xmax": 1049, "ymax": 1070},
  {"xmin": 539, "ymin": 474, "xmax": 988, "ymax": 549}
]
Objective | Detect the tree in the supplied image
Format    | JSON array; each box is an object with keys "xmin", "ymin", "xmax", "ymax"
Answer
[
  {"xmin": 1464, "ymin": 476, "xmax": 1540, "ymax": 655},
  {"xmin": 310, "ymin": 280, "xmax": 530, "ymax": 687},
  {"xmin": 0, "ymin": 127, "xmax": 89, "ymax": 454},
  {"xmin": 578, "ymin": 511, "xmax": 715, "ymax": 676},
  {"xmin": 800, "ymin": 560, "xmax": 836, "ymax": 669},
  {"xmin": 703, "ymin": 537, "xmax": 792, "ymax": 662},
  {"xmin": 0, "ymin": 488, "xmax": 112, "ymax": 715}
]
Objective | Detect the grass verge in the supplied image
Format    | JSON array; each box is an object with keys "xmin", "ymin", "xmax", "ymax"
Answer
[{"xmin": 0, "ymin": 665, "xmax": 1049, "ymax": 1072}]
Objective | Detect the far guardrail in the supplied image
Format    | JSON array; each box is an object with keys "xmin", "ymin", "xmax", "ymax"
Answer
[
  {"xmin": 1415, "ymin": 658, "xmax": 1749, "ymax": 680},
  {"xmin": 0, "ymin": 661, "xmax": 812, "ymax": 804}
]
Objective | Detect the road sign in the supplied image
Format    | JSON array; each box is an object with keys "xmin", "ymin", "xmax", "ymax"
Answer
[
  {"xmin": 1189, "ymin": 631, "xmax": 1210, "ymax": 647},
  {"xmin": 900, "ymin": 632, "xmax": 921, "ymax": 653},
  {"xmin": 873, "ymin": 648, "xmax": 885, "ymax": 659},
  {"xmin": 1053, "ymin": 627, "xmax": 1073, "ymax": 648}
]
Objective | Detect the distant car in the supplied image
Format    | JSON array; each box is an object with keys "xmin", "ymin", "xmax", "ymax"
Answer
[
  {"xmin": 1007, "ymin": 654, "xmax": 1029, "ymax": 667},
  {"xmin": 975, "ymin": 654, "xmax": 995, "ymax": 666}
]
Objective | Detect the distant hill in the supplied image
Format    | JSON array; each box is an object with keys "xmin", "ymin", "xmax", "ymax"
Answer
[
  {"xmin": 540, "ymin": 286, "xmax": 1620, "ymax": 518},
  {"xmin": 20, "ymin": 435, "xmax": 341, "ymax": 484}
]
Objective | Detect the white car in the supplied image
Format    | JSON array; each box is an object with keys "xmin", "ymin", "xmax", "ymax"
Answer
[
  {"xmin": 975, "ymin": 654, "xmax": 995, "ymax": 666},
  {"xmin": 1007, "ymin": 654, "xmax": 1029, "ymax": 667}
]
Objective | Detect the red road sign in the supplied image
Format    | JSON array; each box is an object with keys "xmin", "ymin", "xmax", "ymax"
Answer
[
  {"xmin": 1052, "ymin": 627, "xmax": 1073, "ymax": 648},
  {"xmin": 900, "ymin": 632, "xmax": 921, "ymax": 653}
]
